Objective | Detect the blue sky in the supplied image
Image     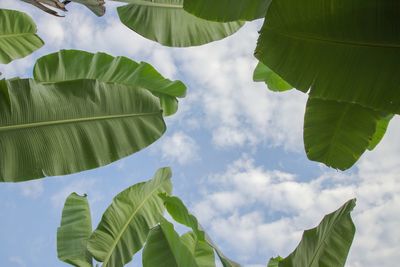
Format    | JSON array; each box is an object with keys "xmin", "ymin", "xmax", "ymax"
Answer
[{"xmin": 1, "ymin": 1, "xmax": 400, "ymax": 266}]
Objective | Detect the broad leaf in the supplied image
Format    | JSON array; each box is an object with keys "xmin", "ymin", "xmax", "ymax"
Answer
[
  {"xmin": 57, "ymin": 193, "xmax": 93, "ymax": 267},
  {"xmin": 279, "ymin": 199, "xmax": 356, "ymax": 267},
  {"xmin": 160, "ymin": 194, "xmax": 240, "ymax": 267},
  {"xmin": 142, "ymin": 219, "xmax": 199, "ymax": 267},
  {"xmin": 183, "ymin": 0, "xmax": 271, "ymax": 22},
  {"xmin": 267, "ymin": 257, "xmax": 282, "ymax": 267},
  {"xmin": 304, "ymin": 98, "xmax": 381, "ymax": 170},
  {"xmin": 0, "ymin": 9, "xmax": 44, "ymax": 63},
  {"xmin": 33, "ymin": 49, "xmax": 186, "ymax": 116},
  {"xmin": 253, "ymin": 61, "xmax": 292, "ymax": 92},
  {"xmin": 368, "ymin": 114, "xmax": 394, "ymax": 151},
  {"xmin": 115, "ymin": 0, "xmax": 244, "ymax": 47},
  {"xmin": 0, "ymin": 78, "xmax": 165, "ymax": 182},
  {"xmin": 255, "ymin": 0, "xmax": 400, "ymax": 114},
  {"xmin": 181, "ymin": 232, "xmax": 216, "ymax": 267},
  {"xmin": 67, "ymin": 0, "xmax": 106, "ymax": 17},
  {"xmin": 87, "ymin": 168, "xmax": 172, "ymax": 267}
]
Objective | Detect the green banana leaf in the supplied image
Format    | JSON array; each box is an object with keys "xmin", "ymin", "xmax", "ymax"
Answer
[
  {"xmin": 160, "ymin": 194, "xmax": 241, "ymax": 267},
  {"xmin": 115, "ymin": 0, "xmax": 244, "ymax": 47},
  {"xmin": 279, "ymin": 199, "xmax": 356, "ymax": 267},
  {"xmin": 304, "ymin": 98, "xmax": 381, "ymax": 170},
  {"xmin": 0, "ymin": 9, "xmax": 44, "ymax": 64},
  {"xmin": 267, "ymin": 257, "xmax": 282, "ymax": 267},
  {"xmin": 87, "ymin": 168, "xmax": 172, "ymax": 267},
  {"xmin": 33, "ymin": 49, "xmax": 186, "ymax": 116},
  {"xmin": 181, "ymin": 232, "xmax": 216, "ymax": 267},
  {"xmin": 368, "ymin": 114, "xmax": 394, "ymax": 151},
  {"xmin": 0, "ymin": 78, "xmax": 165, "ymax": 182},
  {"xmin": 67, "ymin": 0, "xmax": 106, "ymax": 17},
  {"xmin": 142, "ymin": 219, "xmax": 199, "ymax": 267},
  {"xmin": 183, "ymin": 0, "xmax": 271, "ymax": 22},
  {"xmin": 253, "ymin": 61, "xmax": 292, "ymax": 92},
  {"xmin": 255, "ymin": 0, "xmax": 400, "ymax": 114},
  {"xmin": 57, "ymin": 193, "xmax": 93, "ymax": 267}
]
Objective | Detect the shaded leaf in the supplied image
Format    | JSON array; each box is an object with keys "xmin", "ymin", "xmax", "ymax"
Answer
[
  {"xmin": 57, "ymin": 193, "xmax": 93, "ymax": 267},
  {"xmin": 116, "ymin": 0, "xmax": 244, "ymax": 47},
  {"xmin": 253, "ymin": 61, "xmax": 292, "ymax": 92},
  {"xmin": 33, "ymin": 49, "xmax": 186, "ymax": 116},
  {"xmin": 0, "ymin": 78, "xmax": 165, "ymax": 182},
  {"xmin": 183, "ymin": 0, "xmax": 271, "ymax": 22},
  {"xmin": 255, "ymin": 0, "xmax": 400, "ymax": 114},
  {"xmin": 142, "ymin": 219, "xmax": 199, "ymax": 267},
  {"xmin": 87, "ymin": 168, "xmax": 172, "ymax": 267},
  {"xmin": 304, "ymin": 98, "xmax": 381, "ymax": 170},
  {"xmin": 279, "ymin": 199, "xmax": 356, "ymax": 267},
  {"xmin": 0, "ymin": 9, "xmax": 44, "ymax": 63},
  {"xmin": 181, "ymin": 232, "xmax": 216, "ymax": 267},
  {"xmin": 368, "ymin": 114, "xmax": 394, "ymax": 150},
  {"xmin": 66, "ymin": 0, "xmax": 106, "ymax": 17}
]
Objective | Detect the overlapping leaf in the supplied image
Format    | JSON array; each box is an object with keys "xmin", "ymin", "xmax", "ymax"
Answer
[
  {"xmin": 57, "ymin": 193, "xmax": 93, "ymax": 267},
  {"xmin": 142, "ymin": 219, "xmax": 199, "ymax": 267},
  {"xmin": 253, "ymin": 61, "xmax": 292, "ymax": 92},
  {"xmin": 0, "ymin": 9, "xmax": 43, "ymax": 63},
  {"xmin": 115, "ymin": 0, "xmax": 244, "ymax": 47},
  {"xmin": 33, "ymin": 49, "xmax": 186, "ymax": 116},
  {"xmin": 181, "ymin": 232, "xmax": 216, "ymax": 267},
  {"xmin": 255, "ymin": 0, "xmax": 400, "ymax": 114},
  {"xmin": 87, "ymin": 168, "xmax": 172, "ymax": 267},
  {"xmin": 0, "ymin": 78, "xmax": 165, "ymax": 182},
  {"xmin": 279, "ymin": 199, "xmax": 356, "ymax": 267},
  {"xmin": 160, "ymin": 194, "xmax": 241, "ymax": 267},
  {"xmin": 183, "ymin": 0, "xmax": 271, "ymax": 22},
  {"xmin": 304, "ymin": 98, "xmax": 382, "ymax": 170}
]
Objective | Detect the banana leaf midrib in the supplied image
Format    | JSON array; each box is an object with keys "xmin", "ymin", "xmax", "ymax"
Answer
[
  {"xmin": 102, "ymin": 181, "xmax": 167, "ymax": 265},
  {"xmin": 265, "ymin": 26, "xmax": 400, "ymax": 49},
  {"xmin": 117, "ymin": 0, "xmax": 183, "ymax": 9},
  {"xmin": 0, "ymin": 32, "xmax": 37, "ymax": 38},
  {"xmin": 0, "ymin": 111, "xmax": 161, "ymax": 132}
]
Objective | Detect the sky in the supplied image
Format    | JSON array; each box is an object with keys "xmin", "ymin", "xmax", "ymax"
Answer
[{"xmin": 1, "ymin": 1, "xmax": 400, "ymax": 267}]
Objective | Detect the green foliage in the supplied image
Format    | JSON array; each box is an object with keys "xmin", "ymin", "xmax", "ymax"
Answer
[
  {"xmin": 87, "ymin": 168, "xmax": 172, "ymax": 267},
  {"xmin": 183, "ymin": 0, "xmax": 271, "ymax": 22},
  {"xmin": 33, "ymin": 49, "xmax": 186, "ymax": 116},
  {"xmin": 368, "ymin": 114, "xmax": 394, "ymax": 151},
  {"xmin": 279, "ymin": 199, "xmax": 356, "ymax": 267},
  {"xmin": 115, "ymin": 0, "xmax": 244, "ymax": 47},
  {"xmin": 253, "ymin": 62, "xmax": 292, "ymax": 92},
  {"xmin": 143, "ymin": 219, "xmax": 200, "ymax": 267},
  {"xmin": 304, "ymin": 98, "xmax": 382, "ymax": 170},
  {"xmin": 57, "ymin": 193, "xmax": 93, "ymax": 267},
  {"xmin": 57, "ymin": 168, "xmax": 356, "ymax": 267},
  {"xmin": 0, "ymin": 9, "xmax": 43, "ymax": 64},
  {"xmin": 0, "ymin": 78, "xmax": 165, "ymax": 182}
]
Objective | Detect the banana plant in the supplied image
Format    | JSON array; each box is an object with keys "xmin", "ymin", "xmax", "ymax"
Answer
[
  {"xmin": 57, "ymin": 167, "xmax": 356, "ymax": 267},
  {"xmin": 0, "ymin": 9, "xmax": 44, "ymax": 64},
  {"xmin": 0, "ymin": 50, "xmax": 186, "ymax": 182}
]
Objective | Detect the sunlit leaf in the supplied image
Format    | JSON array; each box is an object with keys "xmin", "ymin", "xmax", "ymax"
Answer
[
  {"xmin": 181, "ymin": 232, "xmax": 216, "ymax": 267},
  {"xmin": 368, "ymin": 114, "xmax": 394, "ymax": 151},
  {"xmin": 253, "ymin": 61, "xmax": 292, "ymax": 92}
]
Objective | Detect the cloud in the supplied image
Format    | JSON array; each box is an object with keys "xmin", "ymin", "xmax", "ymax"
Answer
[
  {"xmin": 192, "ymin": 118, "xmax": 400, "ymax": 266},
  {"xmin": 159, "ymin": 131, "xmax": 199, "ymax": 165},
  {"xmin": 50, "ymin": 178, "xmax": 99, "ymax": 208},
  {"xmin": 19, "ymin": 180, "xmax": 44, "ymax": 199}
]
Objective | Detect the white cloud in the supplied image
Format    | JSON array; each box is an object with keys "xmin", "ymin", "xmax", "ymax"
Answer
[
  {"xmin": 50, "ymin": 178, "xmax": 99, "ymax": 208},
  {"xmin": 19, "ymin": 180, "xmax": 44, "ymax": 199},
  {"xmin": 159, "ymin": 131, "xmax": 199, "ymax": 165},
  {"xmin": 192, "ymin": 118, "xmax": 400, "ymax": 266}
]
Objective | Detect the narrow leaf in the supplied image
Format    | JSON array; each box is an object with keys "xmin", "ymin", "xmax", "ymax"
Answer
[
  {"xmin": 253, "ymin": 61, "xmax": 292, "ymax": 92},
  {"xmin": 0, "ymin": 78, "xmax": 165, "ymax": 182},
  {"xmin": 57, "ymin": 193, "xmax": 92, "ymax": 267},
  {"xmin": 33, "ymin": 49, "xmax": 186, "ymax": 116},
  {"xmin": 304, "ymin": 98, "xmax": 381, "ymax": 170},
  {"xmin": 181, "ymin": 232, "xmax": 216, "ymax": 267},
  {"xmin": 87, "ymin": 168, "xmax": 173, "ymax": 267},
  {"xmin": 279, "ymin": 199, "xmax": 356, "ymax": 267},
  {"xmin": 0, "ymin": 9, "xmax": 44, "ymax": 63},
  {"xmin": 183, "ymin": 0, "xmax": 271, "ymax": 22},
  {"xmin": 142, "ymin": 219, "xmax": 199, "ymax": 267},
  {"xmin": 160, "ymin": 194, "xmax": 240, "ymax": 267},
  {"xmin": 115, "ymin": 0, "xmax": 244, "ymax": 47}
]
